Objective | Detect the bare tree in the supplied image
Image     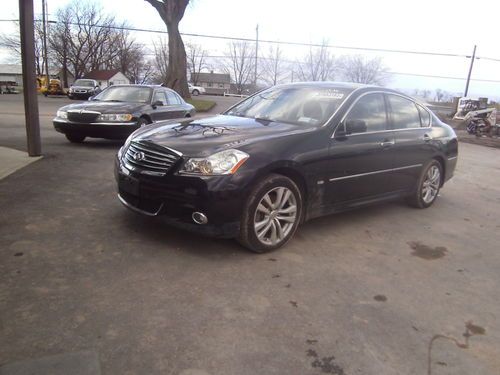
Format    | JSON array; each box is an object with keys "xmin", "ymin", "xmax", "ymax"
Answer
[
  {"xmin": 151, "ymin": 37, "xmax": 169, "ymax": 84},
  {"xmin": 296, "ymin": 40, "xmax": 336, "ymax": 82},
  {"xmin": 0, "ymin": 21, "xmax": 45, "ymax": 75},
  {"xmin": 144, "ymin": 0, "xmax": 190, "ymax": 98},
  {"xmin": 260, "ymin": 45, "xmax": 288, "ymax": 86},
  {"xmin": 48, "ymin": 2, "xmax": 127, "ymax": 79},
  {"xmin": 339, "ymin": 55, "xmax": 387, "ymax": 85},
  {"xmin": 186, "ymin": 42, "xmax": 207, "ymax": 85},
  {"xmin": 223, "ymin": 41, "xmax": 255, "ymax": 94}
]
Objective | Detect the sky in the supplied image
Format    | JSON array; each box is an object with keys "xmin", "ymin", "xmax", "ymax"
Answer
[{"xmin": 2, "ymin": 0, "xmax": 500, "ymax": 99}]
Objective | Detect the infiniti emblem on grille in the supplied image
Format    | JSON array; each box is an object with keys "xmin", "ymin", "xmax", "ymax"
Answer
[{"xmin": 133, "ymin": 151, "xmax": 146, "ymax": 161}]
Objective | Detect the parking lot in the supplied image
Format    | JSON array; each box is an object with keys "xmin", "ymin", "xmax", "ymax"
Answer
[{"xmin": 1, "ymin": 94, "xmax": 499, "ymax": 374}]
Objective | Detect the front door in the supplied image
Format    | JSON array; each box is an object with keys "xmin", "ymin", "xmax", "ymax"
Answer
[{"xmin": 326, "ymin": 93, "xmax": 398, "ymax": 207}]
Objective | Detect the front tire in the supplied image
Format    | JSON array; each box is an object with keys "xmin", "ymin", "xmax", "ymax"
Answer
[
  {"xmin": 238, "ymin": 174, "xmax": 302, "ymax": 253},
  {"xmin": 407, "ymin": 160, "xmax": 442, "ymax": 208},
  {"xmin": 65, "ymin": 133, "xmax": 86, "ymax": 143},
  {"xmin": 137, "ymin": 117, "xmax": 150, "ymax": 127},
  {"xmin": 192, "ymin": 89, "xmax": 200, "ymax": 96}
]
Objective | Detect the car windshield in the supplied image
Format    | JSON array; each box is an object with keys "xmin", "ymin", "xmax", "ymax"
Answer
[
  {"xmin": 225, "ymin": 86, "xmax": 353, "ymax": 126},
  {"xmin": 74, "ymin": 79, "xmax": 95, "ymax": 87},
  {"xmin": 93, "ymin": 86, "xmax": 152, "ymax": 103}
]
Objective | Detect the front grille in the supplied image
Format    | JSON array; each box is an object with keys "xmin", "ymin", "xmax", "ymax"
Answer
[
  {"xmin": 67, "ymin": 111, "xmax": 100, "ymax": 123},
  {"xmin": 124, "ymin": 141, "xmax": 181, "ymax": 176}
]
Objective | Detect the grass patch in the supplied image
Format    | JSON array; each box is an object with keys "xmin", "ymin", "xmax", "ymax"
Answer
[{"xmin": 186, "ymin": 98, "xmax": 216, "ymax": 112}]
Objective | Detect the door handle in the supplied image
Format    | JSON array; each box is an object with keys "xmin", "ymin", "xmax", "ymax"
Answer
[
  {"xmin": 423, "ymin": 133, "xmax": 432, "ymax": 142},
  {"xmin": 380, "ymin": 140, "xmax": 395, "ymax": 147}
]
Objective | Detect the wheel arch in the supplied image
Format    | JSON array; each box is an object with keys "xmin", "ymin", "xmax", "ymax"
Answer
[
  {"xmin": 267, "ymin": 166, "xmax": 309, "ymax": 222},
  {"xmin": 140, "ymin": 114, "xmax": 152, "ymax": 124}
]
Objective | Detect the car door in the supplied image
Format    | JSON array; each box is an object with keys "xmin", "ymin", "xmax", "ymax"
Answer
[
  {"xmin": 150, "ymin": 90, "xmax": 169, "ymax": 122},
  {"xmin": 163, "ymin": 90, "xmax": 187, "ymax": 119},
  {"xmin": 386, "ymin": 94, "xmax": 435, "ymax": 192},
  {"xmin": 326, "ymin": 92, "xmax": 398, "ymax": 207}
]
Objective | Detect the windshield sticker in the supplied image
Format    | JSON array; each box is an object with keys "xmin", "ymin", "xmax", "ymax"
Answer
[{"xmin": 315, "ymin": 90, "xmax": 345, "ymax": 100}]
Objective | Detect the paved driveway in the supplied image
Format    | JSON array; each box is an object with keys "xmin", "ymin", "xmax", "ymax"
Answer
[{"xmin": 0, "ymin": 94, "xmax": 499, "ymax": 374}]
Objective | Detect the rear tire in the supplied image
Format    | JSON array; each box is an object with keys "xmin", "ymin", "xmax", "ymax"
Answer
[
  {"xmin": 192, "ymin": 89, "xmax": 200, "ymax": 96},
  {"xmin": 406, "ymin": 160, "xmax": 442, "ymax": 208},
  {"xmin": 65, "ymin": 133, "xmax": 86, "ymax": 143},
  {"xmin": 238, "ymin": 174, "xmax": 302, "ymax": 253}
]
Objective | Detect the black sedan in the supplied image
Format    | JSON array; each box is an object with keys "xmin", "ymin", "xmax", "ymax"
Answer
[
  {"xmin": 115, "ymin": 82, "xmax": 458, "ymax": 252},
  {"xmin": 53, "ymin": 85, "xmax": 195, "ymax": 143}
]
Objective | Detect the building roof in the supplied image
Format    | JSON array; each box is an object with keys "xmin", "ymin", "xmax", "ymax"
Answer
[
  {"xmin": 197, "ymin": 72, "xmax": 231, "ymax": 84},
  {"xmin": 0, "ymin": 64, "xmax": 23, "ymax": 75},
  {"xmin": 83, "ymin": 69, "xmax": 122, "ymax": 80}
]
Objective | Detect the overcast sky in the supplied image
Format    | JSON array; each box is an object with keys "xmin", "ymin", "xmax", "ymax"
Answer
[{"xmin": 2, "ymin": 0, "xmax": 500, "ymax": 99}]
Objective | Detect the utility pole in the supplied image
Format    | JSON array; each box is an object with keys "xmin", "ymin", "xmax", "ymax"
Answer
[
  {"xmin": 19, "ymin": 0, "xmax": 42, "ymax": 156},
  {"xmin": 254, "ymin": 24, "xmax": 259, "ymax": 87},
  {"xmin": 464, "ymin": 45, "xmax": 476, "ymax": 97},
  {"xmin": 42, "ymin": 0, "xmax": 50, "ymax": 90}
]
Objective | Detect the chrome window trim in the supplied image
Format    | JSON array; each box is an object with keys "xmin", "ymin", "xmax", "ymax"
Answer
[
  {"xmin": 328, "ymin": 164, "xmax": 422, "ymax": 182},
  {"xmin": 332, "ymin": 91, "xmax": 433, "ymax": 138}
]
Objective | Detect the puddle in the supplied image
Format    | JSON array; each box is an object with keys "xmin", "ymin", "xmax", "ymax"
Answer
[
  {"xmin": 14, "ymin": 252, "xmax": 23, "ymax": 257},
  {"xmin": 408, "ymin": 241, "xmax": 447, "ymax": 260},
  {"xmin": 374, "ymin": 295, "xmax": 387, "ymax": 302}
]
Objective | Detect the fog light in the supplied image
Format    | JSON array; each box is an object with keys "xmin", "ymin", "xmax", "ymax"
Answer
[{"xmin": 192, "ymin": 212, "xmax": 208, "ymax": 225}]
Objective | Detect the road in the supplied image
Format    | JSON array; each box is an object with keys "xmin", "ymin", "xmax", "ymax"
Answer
[{"xmin": 0, "ymin": 93, "xmax": 499, "ymax": 375}]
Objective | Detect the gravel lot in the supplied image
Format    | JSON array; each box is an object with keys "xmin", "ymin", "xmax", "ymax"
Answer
[{"xmin": 0, "ymin": 93, "xmax": 499, "ymax": 375}]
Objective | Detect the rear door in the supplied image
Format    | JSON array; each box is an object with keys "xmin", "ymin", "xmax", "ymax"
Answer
[
  {"xmin": 326, "ymin": 92, "xmax": 398, "ymax": 206},
  {"xmin": 164, "ymin": 90, "xmax": 187, "ymax": 119},
  {"xmin": 387, "ymin": 94, "xmax": 434, "ymax": 192}
]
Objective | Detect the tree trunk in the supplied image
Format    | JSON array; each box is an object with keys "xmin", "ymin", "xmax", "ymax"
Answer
[{"xmin": 166, "ymin": 20, "xmax": 190, "ymax": 98}]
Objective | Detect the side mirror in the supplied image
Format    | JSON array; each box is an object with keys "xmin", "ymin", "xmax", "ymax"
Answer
[
  {"xmin": 345, "ymin": 119, "xmax": 367, "ymax": 134},
  {"xmin": 88, "ymin": 96, "xmax": 94, "ymax": 101},
  {"xmin": 152, "ymin": 100, "xmax": 164, "ymax": 108}
]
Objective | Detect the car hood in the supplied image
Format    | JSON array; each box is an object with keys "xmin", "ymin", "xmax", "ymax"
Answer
[
  {"xmin": 60, "ymin": 101, "xmax": 144, "ymax": 114},
  {"xmin": 132, "ymin": 115, "xmax": 317, "ymax": 156}
]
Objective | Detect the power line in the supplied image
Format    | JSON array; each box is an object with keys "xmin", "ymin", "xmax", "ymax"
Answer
[
  {"xmin": 5, "ymin": 17, "xmax": 500, "ymax": 61},
  {"xmin": 36, "ymin": 19, "xmax": 500, "ymax": 60}
]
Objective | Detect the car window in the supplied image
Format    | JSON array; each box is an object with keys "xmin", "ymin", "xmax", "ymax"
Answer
[
  {"xmin": 165, "ymin": 90, "xmax": 182, "ymax": 105},
  {"xmin": 225, "ymin": 86, "xmax": 353, "ymax": 126},
  {"xmin": 417, "ymin": 104, "xmax": 431, "ymax": 127},
  {"xmin": 153, "ymin": 91, "xmax": 167, "ymax": 105},
  {"xmin": 344, "ymin": 93, "xmax": 387, "ymax": 133},
  {"xmin": 388, "ymin": 95, "xmax": 422, "ymax": 129}
]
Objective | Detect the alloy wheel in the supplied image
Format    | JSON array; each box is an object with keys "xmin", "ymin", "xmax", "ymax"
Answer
[
  {"xmin": 253, "ymin": 187, "xmax": 297, "ymax": 246},
  {"xmin": 422, "ymin": 165, "xmax": 440, "ymax": 204}
]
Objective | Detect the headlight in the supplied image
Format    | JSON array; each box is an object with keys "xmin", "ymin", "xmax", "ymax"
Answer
[
  {"xmin": 57, "ymin": 110, "xmax": 68, "ymax": 119},
  {"xmin": 180, "ymin": 149, "xmax": 249, "ymax": 175},
  {"xmin": 98, "ymin": 114, "xmax": 133, "ymax": 122}
]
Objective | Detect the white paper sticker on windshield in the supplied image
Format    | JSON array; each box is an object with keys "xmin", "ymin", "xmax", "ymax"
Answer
[{"xmin": 314, "ymin": 89, "xmax": 345, "ymax": 100}]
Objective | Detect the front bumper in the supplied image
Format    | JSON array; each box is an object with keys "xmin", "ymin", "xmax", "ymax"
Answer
[
  {"xmin": 114, "ymin": 156, "xmax": 247, "ymax": 238},
  {"xmin": 53, "ymin": 119, "xmax": 139, "ymax": 139}
]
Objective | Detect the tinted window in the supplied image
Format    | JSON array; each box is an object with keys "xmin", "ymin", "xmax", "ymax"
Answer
[
  {"xmin": 165, "ymin": 90, "xmax": 182, "ymax": 105},
  {"xmin": 417, "ymin": 104, "xmax": 431, "ymax": 127},
  {"xmin": 153, "ymin": 91, "xmax": 167, "ymax": 105},
  {"xmin": 388, "ymin": 95, "xmax": 421, "ymax": 129},
  {"xmin": 344, "ymin": 93, "xmax": 387, "ymax": 133}
]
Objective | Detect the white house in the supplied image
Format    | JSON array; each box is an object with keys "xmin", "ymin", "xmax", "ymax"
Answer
[{"xmin": 83, "ymin": 69, "xmax": 130, "ymax": 89}]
